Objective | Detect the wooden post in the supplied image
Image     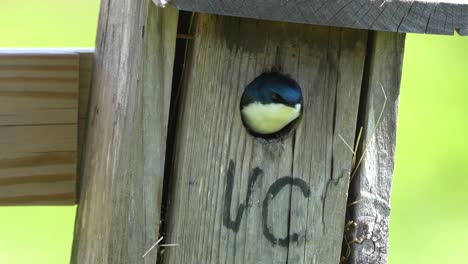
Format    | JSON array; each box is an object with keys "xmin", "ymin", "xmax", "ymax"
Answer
[
  {"xmin": 349, "ymin": 32, "xmax": 405, "ymax": 264},
  {"xmin": 162, "ymin": 14, "xmax": 372, "ymax": 263},
  {"xmin": 71, "ymin": 1, "xmax": 178, "ymax": 263}
]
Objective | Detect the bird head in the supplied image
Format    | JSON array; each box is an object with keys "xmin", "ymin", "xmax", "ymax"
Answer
[{"xmin": 240, "ymin": 72, "xmax": 303, "ymax": 139}]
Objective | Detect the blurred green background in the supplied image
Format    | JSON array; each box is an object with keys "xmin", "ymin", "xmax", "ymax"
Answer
[{"xmin": 0, "ymin": 1, "xmax": 467, "ymax": 263}]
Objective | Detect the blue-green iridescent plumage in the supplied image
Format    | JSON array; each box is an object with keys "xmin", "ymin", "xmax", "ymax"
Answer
[{"xmin": 240, "ymin": 72, "xmax": 302, "ymax": 107}]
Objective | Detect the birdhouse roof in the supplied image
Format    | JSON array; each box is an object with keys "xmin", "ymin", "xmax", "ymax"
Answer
[{"xmin": 155, "ymin": 0, "xmax": 468, "ymax": 35}]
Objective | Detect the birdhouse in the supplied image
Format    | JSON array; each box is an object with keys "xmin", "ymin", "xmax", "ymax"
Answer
[{"xmin": 1, "ymin": 1, "xmax": 467, "ymax": 264}]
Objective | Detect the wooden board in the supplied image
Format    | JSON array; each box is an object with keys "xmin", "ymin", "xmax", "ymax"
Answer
[
  {"xmin": 71, "ymin": 1, "xmax": 178, "ymax": 264},
  {"xmin": 348, "ymin": 32, "xmax": 405, "ymax": 264},
  {"xmin": 167, "ymin": 0, "xmax": 468, "ymax": 35},
  {"xmin": 163, "ymin": 13, "xmax": 368, "ymax": 264},
  {"xmin": 0, "ymin": 52, "xmax": 78, "ymax": 205}
]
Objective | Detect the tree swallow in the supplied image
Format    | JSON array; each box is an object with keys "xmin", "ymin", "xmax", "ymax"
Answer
[{"xmin": 240, "ymin": 72, "xmax": 303, "ymax": 139}]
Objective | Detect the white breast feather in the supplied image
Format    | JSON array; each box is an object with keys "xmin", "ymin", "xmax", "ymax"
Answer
[{"xmin": 241, "ymin": 103, "xmax": 301, "ymax": 134}]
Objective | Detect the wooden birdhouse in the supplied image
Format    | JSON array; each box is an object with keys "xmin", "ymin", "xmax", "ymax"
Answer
[{"xmin": 1, "ymin": 1, "xmax": 467, "ymax": 263}]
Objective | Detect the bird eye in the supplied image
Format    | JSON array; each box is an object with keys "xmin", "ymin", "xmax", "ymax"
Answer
[{"xmin": 271, "ymin": 93, "xmax": 287, "ymax": 104}]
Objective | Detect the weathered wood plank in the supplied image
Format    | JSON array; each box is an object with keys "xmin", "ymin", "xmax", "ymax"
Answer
[
  {"xmin": 0, "ymin": 52, "xmax": 78, "ymax": 205},
  {"xmin": 288, "ymin": 28, "xmax": 368, "ymax": 264},
  {"xmin": 163, "ymin": 13, "xmax": 368, "ymax": 264},
  {"xmin": 167, "ymin": 0, "xmax": 468, "ymax": 35},
  {"xmin": 348, "ymin": 32, "xmax": 405, "ymax": 264},
  {"xmin": 71, "ymin": 1, "xmax": 178, "ymax": 263}
]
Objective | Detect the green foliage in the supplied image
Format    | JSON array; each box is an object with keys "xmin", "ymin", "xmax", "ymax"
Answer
[
  {"xmin": 390, "ymin": 33, "xmax": 468, "ymax": 264},
  {"xmin": 0, "ymin": 0, "xmax": 98, "ymax": 47},
  {"xmin": 0, "ymin": 207, "xmax": 76, "ymax": 264}
]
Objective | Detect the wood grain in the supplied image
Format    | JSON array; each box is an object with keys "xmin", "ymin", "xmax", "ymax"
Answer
[
  {"xmin": 0, "ymin": 52, "xmax": 78, "ymax": 205},
  {"xmin": 288, "ymin": 26, "xmax": 369, "ymax": 264},
  {"xmin": 348, "ymin": 32, "xmax": 405, "ymax": 264},
  {"xmin": 163, "ymin": 13, "xmax": 368, "ymax": 264},
  {"xmin": 71, "ymin": 1, "xmax": 178, "ymax": 263},
  {"xmin": 170, "ymin": 0, "xmax": 468, "ymax": 35},
  {"xmin": 0, "ymin": 53, "xmax": 78, "ymax": 126}
]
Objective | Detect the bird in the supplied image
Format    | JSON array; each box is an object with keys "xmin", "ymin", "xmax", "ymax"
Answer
[{"xmin": 240, "ymin": 72, "xmax": 303, "ymax": 139}]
